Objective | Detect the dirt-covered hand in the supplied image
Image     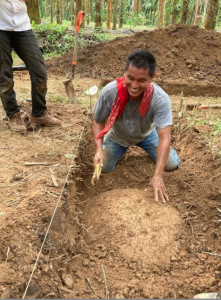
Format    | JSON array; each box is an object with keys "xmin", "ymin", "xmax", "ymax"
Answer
[
  {"xmin": 150, "ymin": 174, "xmax": 169, "ymax": 204},
  {"xmin": 93, "ymin": 149, "xmax": 104, "ymax": 167}
]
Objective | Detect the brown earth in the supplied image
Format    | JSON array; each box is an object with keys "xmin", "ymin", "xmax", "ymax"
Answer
[
  {"xmin": 47, "ymin": 24, "xmax": 221, "ymax": 92},
  {"xmin": 0, "ymin": 25, "xmax": 221, "ymax": 299}
]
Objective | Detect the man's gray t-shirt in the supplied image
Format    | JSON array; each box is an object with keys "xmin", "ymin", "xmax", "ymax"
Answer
[{"xmin": 94, "ymin": 81, "xmax": 172, "ymax": 147}]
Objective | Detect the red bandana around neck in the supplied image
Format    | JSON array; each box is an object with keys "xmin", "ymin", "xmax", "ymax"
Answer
[{"xmin": 97, "ymin": 77, "xmax": 153, "ymax": 140}]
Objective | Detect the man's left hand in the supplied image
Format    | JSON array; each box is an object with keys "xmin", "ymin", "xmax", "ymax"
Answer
[{"xmin": 150, "ymin": 174, "xmax": 169, "ymax": 204}]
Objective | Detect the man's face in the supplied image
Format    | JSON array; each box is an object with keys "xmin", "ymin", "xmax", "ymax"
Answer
[{"xmin": 124, "ymin": 64, "xmax": 155, "ymax": 100}]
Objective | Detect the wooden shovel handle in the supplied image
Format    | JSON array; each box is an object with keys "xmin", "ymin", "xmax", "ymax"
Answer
[
  {"xmin": 72, "ymin": 11, "xmax": 85, "ymax": 65},
  {"xmin": 72, "ymin": 31, "xmax": 80, "ymax": 64}
]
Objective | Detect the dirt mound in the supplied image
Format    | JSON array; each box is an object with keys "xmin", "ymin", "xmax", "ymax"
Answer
[
  {"xmin": 82, "ymin": 189, "xmax": 182, "ymax": 269},
  {"xmin": 47, "ymin": 24, "xmax": 221, "ymax": 85}
]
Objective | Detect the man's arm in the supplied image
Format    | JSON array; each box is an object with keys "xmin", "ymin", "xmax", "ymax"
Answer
[
  {"xmin": 150, "ymin": 125, "xmax": 171, "ymax": 203},
  {"xmin": 92, "ymin": 120, "xmax": 105, "ymax": 166}
]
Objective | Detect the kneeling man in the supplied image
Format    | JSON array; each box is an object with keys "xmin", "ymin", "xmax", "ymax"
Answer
[{"xmin": 92, "ymin": 50, "xmax": 179, "ymax": 203}]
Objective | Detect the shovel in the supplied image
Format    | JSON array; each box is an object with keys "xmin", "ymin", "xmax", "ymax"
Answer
[{"xmin": 63, "ymin": 11, "xmax": 85, "ymax": 100}]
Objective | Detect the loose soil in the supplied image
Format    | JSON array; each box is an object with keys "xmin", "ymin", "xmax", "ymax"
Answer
[
  {"xmin": 0, "ymin": 25, "xmax": 221, "ymax": 299},
  {"xmin": 47, "ymin": 24, "xmax": 221, "ymax": 96}
]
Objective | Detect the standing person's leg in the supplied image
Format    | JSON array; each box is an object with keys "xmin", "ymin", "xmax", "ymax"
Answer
[
  {"xmin": 12, "ymin": 30, "xmax": 60, "ymax": 126},
  {"xmin": 0, "ymin": 31, "xmax": 19, "ymax": 117},
  {"xmin": 137, "ymin": 129, "xmax": 179, "ymax": 171},
  {"xmin": 0, "ymin": 30, "xmax": 26, "ymax": 132},
  {"xmin": 102, "ymin": 136, "xmax": 128, "ymax": 173}
]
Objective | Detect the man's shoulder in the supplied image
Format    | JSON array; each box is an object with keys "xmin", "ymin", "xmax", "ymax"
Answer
[
  {"xmin": 94, "ymin": 80, "xmax": 117, "ymax": 120},
  {"xmin": 95, "ymin": 80, "xmax": 117, "ymax": 112},
  {"xmin": 101, "ymin": 80, "xmax": 117, "ymax": 96},
  {"xmin": 152, "ymin": 82, "xmax": 169, "ymax": 97},
  {"xmin": 152, "ymin": 82, "xmax": 170, "ymax": 103}
]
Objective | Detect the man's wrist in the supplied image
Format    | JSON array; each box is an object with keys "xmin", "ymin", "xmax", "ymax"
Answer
[
  {"xmin": 95, "ymin": 144, "xmax": 103, "ymax": 152},
  {"xmin": 153, "ymin": 170, "xmax": 164, "ymax": 177}
]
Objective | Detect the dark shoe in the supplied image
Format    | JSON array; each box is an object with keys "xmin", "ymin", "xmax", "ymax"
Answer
[
  {"xmin": 8, "ymin": 112, "xmax": 26, "ymax": 133},
  {"xmin": 30, "ymin": 111, "xmax": 61, "ymax": 127}
]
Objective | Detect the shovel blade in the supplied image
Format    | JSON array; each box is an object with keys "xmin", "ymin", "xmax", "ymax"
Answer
[{"xmin": 63, "ymin": 78, "xmax": 75, "ymax": 101}]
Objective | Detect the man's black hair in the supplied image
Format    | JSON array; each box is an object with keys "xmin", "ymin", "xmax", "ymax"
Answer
[{"xmin": 125, "ymin": 50, "xmax": 156, "ymax": 76}]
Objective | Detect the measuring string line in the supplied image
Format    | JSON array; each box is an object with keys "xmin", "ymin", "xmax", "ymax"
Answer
[{"xmin": 22, "ymin": 109, "xmax": 90, "ymax": 299}]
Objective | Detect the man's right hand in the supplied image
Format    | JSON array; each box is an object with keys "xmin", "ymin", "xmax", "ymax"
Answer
[
  {"xmin": 92, "ymin": 120, "xmax": 105, "ymax": 167},
  {"xmin": 93, "ymin": 149, "xmax": 104, "ymax": 167}
]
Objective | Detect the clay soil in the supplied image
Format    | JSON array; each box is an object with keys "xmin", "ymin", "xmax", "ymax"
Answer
[
  {"xmin": 47, "ymin": 24, "xmax": 221, "ymax": 96},
  {"xmin": 0, "ymin": 24, "xmax": 221, "ymax": 299}
]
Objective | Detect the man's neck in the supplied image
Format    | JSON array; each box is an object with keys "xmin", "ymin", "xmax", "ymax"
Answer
[{"xmin": 128, "ymin": 92, "xmax": 144, "ymax": 101}]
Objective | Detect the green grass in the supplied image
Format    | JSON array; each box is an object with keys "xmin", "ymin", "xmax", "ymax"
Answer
[
  {"xmin": 211, "ymin": 118, "xmax": 221, "ymax": 135},
  {"xmin": 48, "ymin": 93, "xmax": 68, "ymax": 103},
  {"xmin": 174, "ymin": 93, "xmax": 221, "ymax": 155}
]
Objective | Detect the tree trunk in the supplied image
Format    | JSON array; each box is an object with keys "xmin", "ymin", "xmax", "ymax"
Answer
[
  {"xmin": 202, "ymin": 0, "xmax": 209, "ymax": 25},
  {"xmin": 86, "ymin": 0, "xmax": 90, "ymax": 25},
  {"xmin": 71, "ymin": 0, "xmax": 74, "ymax": 26},
  {"xmin": 194, "ymin": 0, "xmax": 200, "ymax": 25},
  {"xmin": 67, "ymin": 0, "xmax": 70, "ymax": 20},
  {"xmin": 204, "ymin": 0, "xmax": 218, "ymax": 30},
  {"xmin": 46, "ymin": 0, "xmax": 48, "ymax": 17},
  {"xmin": 26, "ymin": 0, "xmax": 41, "ymax": 24},
  {"xmin": 50, "ymin": 0, "xmax": 53, "ymax": 23},
  {"xmin": 60, "ymin": 0, "xmax": 63, "ymax": 24},
  {"xmin": 106, "ymin": 0, "xmax": 112, "ymax": 29},
  {"xmin": 63, "ymin": 0, "xmax": 66, "ymax": 19},
  {"xmin": 82, "ymin": 0, "xmax": 85, "ymax": 28},
  {"xmin": 95, "ymin": 0, "xmax": 102, "ymax": 29},
  {"xmin": 172, "ymin": 0, "xmax": 179, "ymax": 23},
  {"xmin": 138, "ymin": 0, "xmax": 142, "ymax": 14},
  {"xmin": 180, "ymin": 0, "xmax": 189, "ymax": 24},
  {"xmin": 76, "ymin": 0, "xmax": 81, "ymax": 18},
  {"xmin": 133, "ymin": 0, "xmax": 139, "ymax": 14},
  {"xmin": 112, "ymin": 0, "xmax": 117, "ymax": 29},
  {"xmin": 57, "ymin": 0, "xmax": 61, "ymax": 24},
  {"xmin": 90, "ymin": 0, "xmax": 92, "ymax": 19},
  {"xmin": 119, "ymin": 0, "xmax": 124, "ymax": 28},
  {"xmin": 157, "ymin": 0, "xmax": 165, "ymax": 28},
  {"xmin": 26, "ymin": 0, "xmax": 40, "ymax": 24},
  {"xmin": 132, "ymin": 0, "xmax": 134, "ymax": 13}
]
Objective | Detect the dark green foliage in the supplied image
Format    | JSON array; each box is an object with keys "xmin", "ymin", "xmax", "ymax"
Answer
[{"xmin": 32, "ymin": 22, "xmax": 108, "ymax": 55}]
